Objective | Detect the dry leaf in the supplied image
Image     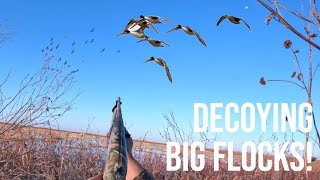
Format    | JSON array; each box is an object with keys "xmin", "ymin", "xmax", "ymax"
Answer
[
  {"xmin": 259, "ymin": 77, "xmax": 266, "ymax": 85},
  {"xmin": 311, "ymin": 33, "xmax": 318, "ymax": 38},
  {"xmin": 264, "ymin": 14, "xmax": 275, "ymax": 25},
  {"xmin": 297, "ymin": 73, "xmax": 302, "ymax": 81},
  {"xmin": 313, "ymin": 10, "xmax": 320, "ymax": 23},
  {"xmin": 284, "ymin": 40, "xmax": 292, "ymax": 49},
  {"xmin": 291, "ymin": 71, "xmax": 296, "ymax": 78}
]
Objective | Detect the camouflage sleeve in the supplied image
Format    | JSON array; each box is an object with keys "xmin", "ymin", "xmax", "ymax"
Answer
[{"xmin": 133, "ymin": 169, "xmax": 155, "ymax": 180}]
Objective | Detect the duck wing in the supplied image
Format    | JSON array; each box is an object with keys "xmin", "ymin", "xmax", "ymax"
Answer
[
  {"xmin": 144, "ymin": 59, "xmax": 154, "ymax": 63},
  {"xmin": 124, "ymin": 19, "xmax": 139, "ymax": 31},
  {"xmin": 160, "ymin": 40, "xmax": 172, "ymax": 47},
  {"xmin": 154, "ymin": 58, "xmax": 165, "ymax": 66},
  {"xmin": 160, "ymin": 16, "xmax": 171, "ymax": 23},
  {"xmin": 136, "ymin": 38, "xmax": 148, "ymax": 43},
  {"xmin": 148, "ymin": 23, "xmax": 159, "ymax": 33},
  {"xmin": 192, "ymin": 28, "xmax": 207, "ymax": 47},
  {"xmin": 216, "ymin": 15, "xmax": 228, "ymax": 26},
  {"xmin": 116, "ymin": 32, "xmax": 128, "ymax": 37},
  {"xmin": 166, "ymin": 26, "xmax": 181, "ymax": 33},
  {"xmin": 240, "ymin": 19, "xmax": 251, "ymax": 30},
  {"xmin": 162, "ymin": 61, "xmax": 172, "ymax": 83}
]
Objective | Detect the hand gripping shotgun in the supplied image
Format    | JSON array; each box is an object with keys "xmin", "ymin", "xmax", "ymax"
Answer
[{"xmin": 103, "ymin": 97, "xmax": 127, "ymax": 180}]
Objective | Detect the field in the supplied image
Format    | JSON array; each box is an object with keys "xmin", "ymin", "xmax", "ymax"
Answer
[{"xmin": 0, "ymin": 122, "xmax": 319, "ymax": 180}]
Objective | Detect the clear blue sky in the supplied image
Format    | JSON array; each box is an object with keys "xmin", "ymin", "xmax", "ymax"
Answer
[{"xmin": 1, "ymin": 1, "xmax": 320, "ymax": 156}]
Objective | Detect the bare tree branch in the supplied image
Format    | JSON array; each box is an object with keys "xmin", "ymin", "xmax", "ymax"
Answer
[
  {"xmin": 257, "ymin": 0, "xmax": 320, "ymax": 50},
  {"xmin": 0, "ymin": 55, "xmax": 79, "ymax": 136},
  {"xmin": 267, "ymin": 0, "xmax": 317, "ymax": 25},
  {"xmin": 266, "ymin": 79, "xmax": 305, "ymax": 89}
]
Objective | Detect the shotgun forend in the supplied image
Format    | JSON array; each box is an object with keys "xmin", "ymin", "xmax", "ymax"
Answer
[{"xmin": 103, "ymin": 97, "xmax": 128, "ymax": 180}]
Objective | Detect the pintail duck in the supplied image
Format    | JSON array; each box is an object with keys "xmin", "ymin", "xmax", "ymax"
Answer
[
  {"xmin": 137, "ymin": 36, "xmax": 171, "ymax": 47},
  {"xmin": 117, "ymin": 19, "xmax": 139, "ymax": 36},
  {"xmin": 136, "ymin": 20, "xmax": 158, "ymax": 33},
  {"xmin": 166, "ymin": 25, "xmax": 206, "ymax": 46},
  {"xmin": 216, "ymin": 15, "xmax": 251, "ymax": 30},
  {"xmin": 126, "ymin": 28, "xmax": 146, "ymax": 38},
  {"xmin": 144, "ymin": 57, "xmax": 172, "ymax": 83},
  {"xmin": 117, "ymin": 19, "xmax": 158, "ymax": 37},
  {"xmin": 139, "ymin": 15, "xmax": 171, "ymax": 24},
  {"xmin": 120, "ymin": 21, "xmax": 152, "ymax": 38}
]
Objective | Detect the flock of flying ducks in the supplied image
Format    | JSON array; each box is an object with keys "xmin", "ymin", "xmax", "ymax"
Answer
[
  {"xmin": 41, "ymin": 14, "xmax": 251, "ymax": 83},
  {"xmin": 41, "ymin": 28, "xmax": 119, "ymax": 69},
  {"xmin": 117, "ymin": 15, "xmax": 251, "ymax": 83}
]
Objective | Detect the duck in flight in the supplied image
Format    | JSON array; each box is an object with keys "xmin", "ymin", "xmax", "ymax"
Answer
[
  {"xmin": 144, "ymin": 57, "xmax": 172, "ymax": 83},
  {"xmin": 124, "ymin": 29, "xmax": 146, "ymax": 38},
  {"xmin": 216, "ymin": 15, "xmax": 251, "ymax": 30},
  {"xmin": 166, "ymin": 25, "xmax": 206, "ymax": 46},
  {"xmin": 137, "ymin": 36, "xmax": 171, "ymax": 47},
  {"xmin": 139, "ymin": 15, "xmax": 171, "ymax": 24},
  {"xmin": 116, "ymin": 19, "xmax": 139, "ymax": 36},
  {"xmin": 117, "ymin": 19, "xmax": 158, "ymax": 37},
  {"xmin": 119, "ymin": 21, "xmax": 152, "ymax": 39}
]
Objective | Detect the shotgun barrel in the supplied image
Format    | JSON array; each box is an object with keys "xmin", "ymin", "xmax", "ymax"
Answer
[{"xmin": 103, "ymin": 97, "xmax": 128, "ymax": 180}]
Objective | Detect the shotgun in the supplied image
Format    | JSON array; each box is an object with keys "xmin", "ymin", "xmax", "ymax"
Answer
[{"xmin": 103, "ymin": 97, "xmax": 128, "ymax": 180}]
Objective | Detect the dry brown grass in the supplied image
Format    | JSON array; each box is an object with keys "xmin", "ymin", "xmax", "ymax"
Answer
[
  {"xmin": 0, "ymin": 129, "xmax": 103, "ymax": 179},
  {"xmin": 0, "ymin": 124, "xmax": 319, "ymax": 180}
]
